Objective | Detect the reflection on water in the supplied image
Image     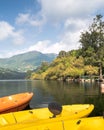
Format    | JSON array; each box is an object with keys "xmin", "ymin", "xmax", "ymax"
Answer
[
  {"xmin": 0, "ymin": 80, "xmax": 103, "ymax": 116},
  {"xmin": 0, "ymin": 80, "xmax": 101, "ymax": 109}
]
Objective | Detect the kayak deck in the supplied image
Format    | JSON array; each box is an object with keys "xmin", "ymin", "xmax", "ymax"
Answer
[{"xmin": 0, "ymin": 104, "xmax": 94, "ymax": 126}]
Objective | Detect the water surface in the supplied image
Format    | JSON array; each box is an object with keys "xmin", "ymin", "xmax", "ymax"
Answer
[{"xmin": 0, "ymin": 80, "xmax": 101, "ymax": 109}]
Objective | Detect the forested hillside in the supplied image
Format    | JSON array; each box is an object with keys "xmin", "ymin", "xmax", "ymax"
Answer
[
  {"xmin": 30, "ymin": 50, "xmax": 99, "ymax": 80},
  {"xmin": 30, "ymin": 15, "xmax": 104, "ymax": 81},
  {"xmin": 0, "ymin": 51, "xmax": 57, "ymax": 72},
  {"xmin": 0, "ymin": 68, "xmax": 25, "ymax": 79}
]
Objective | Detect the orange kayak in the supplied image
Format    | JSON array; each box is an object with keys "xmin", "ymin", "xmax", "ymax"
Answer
[{"xmin": 0, "ymin": 92, "xmax": 33, "ymax": 114}]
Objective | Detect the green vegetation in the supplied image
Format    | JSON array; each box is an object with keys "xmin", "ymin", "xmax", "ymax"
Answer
[
  {"xmin": 30, "ymin": 15, "xmax": 104, "ymax": 81},
  {"xmin": 0, "ymin": 68, "xmax": 25, "ymax": 79},
  {"xmin": 0, "ymin": 15, "xmax": 104, "ymax": 80},
  {"xmin": 0, "ymin": 51, "xmax": 57, "ymax": 72},
  {"xmin": 30, "ymin": 50, "xmax": 99, "ymax": 80}
]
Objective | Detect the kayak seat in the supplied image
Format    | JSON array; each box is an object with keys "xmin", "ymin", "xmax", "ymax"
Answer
[{"xmin": 48, "ymin": 102, "xmax": 62, "ymax": 118}]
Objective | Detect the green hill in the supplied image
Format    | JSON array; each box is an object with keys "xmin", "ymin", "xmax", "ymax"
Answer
[
  {"xmin": 0, "ymin": 68, "xmax": 25, "ymax": 79},
  {"xmin": 0, "ymin": 51, "xmax": 57, "ymax": 72}
]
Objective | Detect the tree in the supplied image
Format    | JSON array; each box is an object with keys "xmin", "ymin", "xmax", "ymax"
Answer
[
  {"xmin": 58, "ymin": 50, "xmax": 67, "ymax": 58},
  {"xmin": 84, "ymin": 65, "xmax": 98, "ymax": 76},
  {"xmin": 80, "ymin": 14, "xmax": 104, "ymax": 80}
]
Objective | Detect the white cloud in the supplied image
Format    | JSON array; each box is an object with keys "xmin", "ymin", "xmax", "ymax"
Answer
[
  {"xmin": 40, "ymin": 0, "xmax": 104, "ymax": 22},
  {"xmin": 16, "ymin": 13, "xmax": 45, "ymax": 27},
  {"xmin": 28, "ymin": 40, "xmax": 52, "ymax": 53},
  {"xmin": 25, "ymin": 0, "xmax": 104, "ymax": 54},
  {"xmin": 27, "ymin": 39, "xmax": 78, "ymax": 54},
  {"xmin": 1, "ymin": 0, "xmax": 104, "ymax": 58},
  {"xmin": 64, "ymin": 19, "xmax": 89, "ymax": 32},
  {"xmin": 15, "ymin": 0, "xmax": 104, "ymax": 53},
  {"xmin": 0, "ymin": 21, "xmax": 14, "ymax": 40},
  {"xmin": 26, "ymin": 17, "xmax": 91, "ymax": 54},
  {"xmin": 59, "ymin": 18, "xmax": 91, "ymax": 50},
  {"xmin": 0, "ymin": 21, "xmax": 25, "ymax": 45},
  {"xmin": 11, "ymin": 30, "xmax": 25, "ymax": 45}
]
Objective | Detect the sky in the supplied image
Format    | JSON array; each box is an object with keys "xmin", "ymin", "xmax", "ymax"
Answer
[{"xmin": 0, "ymin": 0, "xmax": 104, "ymax": 58}]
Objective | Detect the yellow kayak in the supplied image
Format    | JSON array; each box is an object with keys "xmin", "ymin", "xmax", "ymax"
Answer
[
  {"xmin": 0, "ymin": 116, "xmax": 104, "ymax": 130},
  {"xmin": 0, "ymin": 103, "xmax": 94, "ymax": 126}
]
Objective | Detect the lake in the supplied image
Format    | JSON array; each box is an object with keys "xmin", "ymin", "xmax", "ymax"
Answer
[{"xmin": 0, "ymin": 80, "xmax": 102, "ymax": 111}]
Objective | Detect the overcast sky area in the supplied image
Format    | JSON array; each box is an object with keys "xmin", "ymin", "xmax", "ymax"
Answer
[{"xmin": 0, "ymin": 0, "xmax": 104, "ymax": 58}]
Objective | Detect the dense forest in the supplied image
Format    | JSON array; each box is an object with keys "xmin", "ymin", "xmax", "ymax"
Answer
[{"xmin": 29, "ymin": 15, "xmax": 104, "ymax": 81}]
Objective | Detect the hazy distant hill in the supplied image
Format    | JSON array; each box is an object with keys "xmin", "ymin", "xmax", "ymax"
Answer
[
  {"xmin": 0, "ymin": 67, "xmax": 25, "ymax": 79},
  {"xmin": 0, "ymin": 51, "xmax": 57, "ymax": 72}
]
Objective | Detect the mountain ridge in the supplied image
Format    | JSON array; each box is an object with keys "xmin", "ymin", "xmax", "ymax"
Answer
[{"xmin": 0, "ymin": 51, "xmax": 57, "ymax": 72}]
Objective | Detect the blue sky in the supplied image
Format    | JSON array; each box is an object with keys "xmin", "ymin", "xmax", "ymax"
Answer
[{"xmin": 0, "ymin": 0, "xmax": 104, "ymax": 58}]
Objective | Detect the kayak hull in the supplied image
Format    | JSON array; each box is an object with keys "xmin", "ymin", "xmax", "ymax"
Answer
[
  {"xmin": 0, "ymin": 92, "xmax": 33, "ymax": 114},
  {"xmin": 1, "ymin": 116, "xmax": 104, "ymax": 130},
  {"xmin": 0, "ymin": 104, "xmax": 94, "ymax": 126}
]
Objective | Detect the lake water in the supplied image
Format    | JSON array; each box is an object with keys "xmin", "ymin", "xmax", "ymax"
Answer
[{"xmin": 0, "ymin": 80, "xmax": 101, "ymax": 109}]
